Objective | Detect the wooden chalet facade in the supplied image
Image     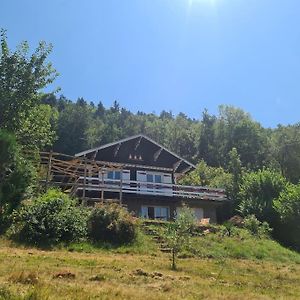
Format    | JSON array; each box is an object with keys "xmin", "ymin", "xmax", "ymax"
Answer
[{"xmin": 74, "ymin": 135, "xmax": 226, "ymax": 223}]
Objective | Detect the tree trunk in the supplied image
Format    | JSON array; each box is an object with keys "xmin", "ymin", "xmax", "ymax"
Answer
[{"xmin": 172, "ymin": 248, "xmax": 176, "ymax": 270}]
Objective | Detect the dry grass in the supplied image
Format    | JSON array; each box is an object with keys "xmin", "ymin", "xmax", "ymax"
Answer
[{"xmin": 0, "ymin": 238, "xmax": 300, "ymax": 300}]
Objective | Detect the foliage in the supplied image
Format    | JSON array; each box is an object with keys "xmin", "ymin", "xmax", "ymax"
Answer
[
  {"xmin": 272, "ymin": 124, "xmax": 300, "ymax": 183},
  {"xmin": 243, "ymin": 215, "xmax": 272, "ymax": 238},
  {"xmin": 180, "ymin": 160, "xmax": 232, "ymax": 189},
  {"xmin": 0, "ymin": 130, "xmax": 35, "ymax": 230},
  {"xmin": 17, "ymin": 104, "xmax": 58, "ymax": 150},
  {"xmin": 238, "ymin": 169, "xmax": 288, "ymax": 226},
  {"xmin": 221, "ymin": 221, "xmax": 237, "ymax": 237},
  {"xmin": 274, "ymin": 184, "xmax": 300, "ymax": 250},
  {"xmin": 88, "ymin": 203, "xmax": 137, "ymax": 245},
  {"xmin": 227, "ymin": 147, "xmax": 243, "ymax": 204},
  {"xmin": 9, "ymin": 189, "xmax": 88, "ymax": 246},
  {"xmin": 40, "ymin": 92, "xmax": 300, "ymax": 190},
  {"xmin": 0, "ymin": 29, "xmax": 58, "ymax": 150},
  {"xmin": 162, "ymin": 206, "xmax": 196, "ymax": 270}
]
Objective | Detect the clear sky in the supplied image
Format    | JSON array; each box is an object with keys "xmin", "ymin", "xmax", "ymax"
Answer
[{"xmin": 1, "ymin": 0, "xmax": 300, "ymax": 127}]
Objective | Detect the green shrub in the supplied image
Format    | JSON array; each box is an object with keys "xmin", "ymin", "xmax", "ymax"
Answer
[
  {"xmin": 244, "ymin": 215, "xmax": 272, "ymax": 238},
  {"xmin": 274, "ymin": 184, "xmax": 300, "ymax": 250},
  {"xmin": 221, "ymin": 221, "xmax": 237, "ymax": 237},
  {"xmin": 88, "ymin": 203, "xmax": 137, "ymax": 245},
  {"xmin": 238, "ymin": 169, "xmax": 287, "ymax": 227},
  {"xmin": 10, "ymin": 189, "xmax": 89, "ymax": 246}
]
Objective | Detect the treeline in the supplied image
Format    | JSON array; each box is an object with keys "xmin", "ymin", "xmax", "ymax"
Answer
[{"xmin": 42, "ymin": 94, "xmax": 300, "ymax": 184}]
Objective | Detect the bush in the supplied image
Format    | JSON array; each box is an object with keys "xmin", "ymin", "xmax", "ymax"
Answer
[
  {"xmin": 221, "ymin": 221, "xmax": 236, "ymax": 237},
  {"xmin": 10, "ymin": 189, "xmax": 89, "ymax": 246},
  {"xmin": 274, "ymin": 184, "xmax": 300, "ymax": 250},
  {"xmin": 88, "ymin": 203, "xmax": 137, "ymax": 245},
  {"xmin": 244, "ymin": 215, "xmax": 272, "ymax": 238},
  {"xmin": 238, "ymin": 169, "xmax": 288, "ymax": 227}
]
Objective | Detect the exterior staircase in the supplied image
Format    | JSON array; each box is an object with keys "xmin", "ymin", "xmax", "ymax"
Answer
[{"xmin": 141, "ymin": 221, "xmax": 172, "ymax": 253}]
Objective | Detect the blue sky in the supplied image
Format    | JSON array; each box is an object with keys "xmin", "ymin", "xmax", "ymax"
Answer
[{"xmin": 1, "ymin": 0, "xmax": 300, "ymax": 127}]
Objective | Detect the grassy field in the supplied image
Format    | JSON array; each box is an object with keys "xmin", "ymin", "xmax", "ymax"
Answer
[{"xmin": 1, "ymin": 230, "xmax": 300, "ymax": 300}]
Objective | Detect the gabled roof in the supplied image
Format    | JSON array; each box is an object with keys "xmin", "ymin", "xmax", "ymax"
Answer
[{"xmin": 75, "ymin": 134, "xmax": 196, "ymax": 174}]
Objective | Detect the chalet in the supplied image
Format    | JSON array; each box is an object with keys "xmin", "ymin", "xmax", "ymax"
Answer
[{"xmin": 74, "ymin": 134, "xmax": 226, "ymax": 223}]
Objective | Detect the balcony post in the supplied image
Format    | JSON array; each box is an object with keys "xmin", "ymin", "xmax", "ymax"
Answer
[
  {"xmin": 101, "ymin": 169, "xmax": 104, "ymax": 200},
  {"xmin": 119, "ymin": 168, "xmax": 123, "ymax": 205},
  {"xmin": 82, "ymin": 157, "xmax": 87, "ymax": 205}
]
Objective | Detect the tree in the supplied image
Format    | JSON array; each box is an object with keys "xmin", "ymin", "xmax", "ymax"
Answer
[
  {"xmin": 0, "ymin": 29, "xmax": 58, "ymax": 150},
  {"xmin": 197, "ymin": 109, "xmax": 218, "ymax": 166},
  {"xmin": 162, "ymin": 206, "xmax": 196, "ymax": 270},
  {"xmin": 17, "ymin": 104, "xmax": 58, "ymax": 150},
  {"xmin": 238, "ymin": 169, "xmax": 288, "ymax": 227},
  {"xmin": 180, "ymin": 160, "xmax": 232, "ymax": 189},
  {"xmin": 214, "ymin": 105, "xmax": 269, "ymax": 170},
  {"xmin": 54, "ymin": 100, "xmax": 93, "ymax": 154},
  {"xmin": 227, "ymin": 147, "xmax": 243, "ymax": 206},
  {"xmin": 272, "ymin": 124, "xmax": 300, "ymax": 183},
  {"xmin": 0, "ymin": 130, "xmax": 35, "ymax": 230},
  {"xmin": 274, "ymin": 184, "xmax": 300, "ymax": 250},
  {"xmin": 164, "ymin": 113, "xmax": 200, "ymax": 162}
]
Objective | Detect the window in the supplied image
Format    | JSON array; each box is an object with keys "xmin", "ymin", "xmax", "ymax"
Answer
[
  {"xmin": 141, "ymin": 206, "xmax": 169, "ymax": 220},
  {"xmin": 107, "ymin": 170, "xmax": 121, "ymax": 180},
  {"xmin": 155, "ymin": 207, "xmax": 169, "ymax": 219},
  {"xmin": 147, "ymin": 174, "xmax": 153, "ymax": 182},
  {"xmin": 154, "ymin": 175, "xmax": 162, "ymax": 183},
  {"xmin": 141, "ymin": 206, "xmax": 148, "ymax": 218},
  {"xmin": 146, "ymin": 173, "xmax": 162, "ymax": 183}
]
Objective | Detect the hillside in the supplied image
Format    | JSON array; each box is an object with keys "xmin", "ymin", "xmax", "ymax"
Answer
[{"xmin": 1, "ymin": 228, "xmax": 300, "ymax": 300}]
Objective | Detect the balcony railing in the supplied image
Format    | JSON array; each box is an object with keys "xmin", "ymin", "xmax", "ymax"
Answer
[{"xmin": 73, "ymin": 177, "xmax": 226, "ymax": 201}]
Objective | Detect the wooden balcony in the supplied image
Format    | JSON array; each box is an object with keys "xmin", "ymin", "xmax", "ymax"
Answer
[{"xmin": 73, "ymin": 177, "xmax": 226, "ymax": 202}]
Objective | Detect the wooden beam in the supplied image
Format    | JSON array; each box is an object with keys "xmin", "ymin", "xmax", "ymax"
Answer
[
  {"xmin": 45, "ymin": 150, "xmax": 53, "ymax": 191},
  {"xmin": 134, "ymin": 136, "xmax": 142, "ymax": 150},
  {"xmin": 113, "ymin": 143, "xmax": 121, "ymax": 157},
  {"xmin": 181, "ymin": 166, "xmax": 193, "ymax": 174},
  {"xmin": 119, "ymin": 167, "xmax": 123, "ymax": 205},
  {"xmin": 173, "ymin": 159, "xmax": 183, "ymax": 172},
  {"xmin": 91, "ymin": 150, "xmax": 98, "ymax": 161},
  {"xmin": 154, "ymin": 147, "xmax": 163, "ymax": 161},
  {"xmin": 82, "ymin": 157, "xmax": 87, "ymax": 203}
]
